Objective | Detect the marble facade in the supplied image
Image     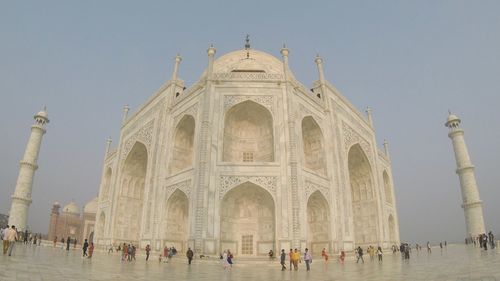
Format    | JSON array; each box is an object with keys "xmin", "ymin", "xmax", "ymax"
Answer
[{"xmin": 94, "ymin": 45, "xmax": 400, "ymax": 256}]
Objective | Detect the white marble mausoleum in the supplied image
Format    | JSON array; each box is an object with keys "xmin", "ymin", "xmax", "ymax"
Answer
[{"xmin": 94, "ymin": 43, "xmax": 400, "ymax": 256}]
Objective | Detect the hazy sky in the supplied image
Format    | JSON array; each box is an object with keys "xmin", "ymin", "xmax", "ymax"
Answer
[{"xmin": 1, "ymin": 1, "xmax": 499, "ymax": 244}]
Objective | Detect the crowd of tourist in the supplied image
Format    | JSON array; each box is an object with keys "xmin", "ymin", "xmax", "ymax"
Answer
[{"xmin": 2, "ymin": 223, "xmax": 498, "ymax": 274}]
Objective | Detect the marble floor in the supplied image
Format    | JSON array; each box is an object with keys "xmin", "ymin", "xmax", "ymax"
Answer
[{"xmin": 0, "ymin": 243, "xmax": 499, "ymax": 281}]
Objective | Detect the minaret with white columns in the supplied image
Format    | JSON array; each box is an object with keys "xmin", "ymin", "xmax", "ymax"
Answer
[
  {"xmin": 8, "ymin": 108, "xmax": 49, "ymax": 231},
  {"xmin": 445, "ymin": 112, "xmax": 486, "ymax": 237}
]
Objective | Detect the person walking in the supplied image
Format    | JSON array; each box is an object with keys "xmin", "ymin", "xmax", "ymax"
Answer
[
  {"xmin": 227, "ymin": 250, "xmax": 234, "ymax": 268},
  {"xmin": 426, "ymin": 242, "xmax": 431, "ymax": 253},
  {"xmin": 88, "ymin": 242, "xmax": 94, "ymax": 258},
  {"xmin": 377, "ymin": 246, "xmax": 383, "ymax": 262},
  {"xmin": 321, "ymin": 248, "xmax": 329, "ymax": 263},
  {"xmin": 82, "ymin": 239, "xmax": 89, "ymax": 257},
  {"xmin": 53, "ymin": 236, "xmax": 57, "ymax": 248},
  {"xmin": 66, "ymin": 236, "xmax": 71, "ymax": 251},
  {"xmin": 339, "ymin": 250, "xmax": 345, "ymax": 264},
  {"xmin": 356, "ymin": 246, "xmax": 364, "ymax": 263},
  {"xmin": 1, "ymin": 225, "xmax": 9, "ymax": 255},
  {"xmin": 303, "ymin": 248, "xmax": 312, "ymax": 271},
  {"xmin": 6, "ymin": 226, "xmax": 19, "ymax": 256},
  {"xmin": 288, "ymin": 249, "xmax": 293, "ymax": 271},
  {"xmin": 186, "ymin": 247, "xmax": 194, "ymax": 265},
  {"xmin": 222, "ymin": 250, "xmax": 230, "ymax": 270},
  {"xmin": 145, "ymin": 244, "xmax": 151, "ymax": 261},
  {"xmin": 291, "ymin": 248, "xmax": 300, "ymax": 271},
  {"xmin": 280, "ymin": 249, "xmax": 286, "ymax": 271}
]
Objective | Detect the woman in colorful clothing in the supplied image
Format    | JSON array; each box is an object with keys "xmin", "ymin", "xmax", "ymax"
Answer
[
  {"xmin": 339, "ymin": 250, "xmax": 345, "ymax": 264},
  {"xmin": 88, "ymin": 242, "xmax": 94, "ymax": 258}
]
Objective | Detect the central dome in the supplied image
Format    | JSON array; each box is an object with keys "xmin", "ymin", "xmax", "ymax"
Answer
[{"xmin": 214, "ymin": 49, "xmax": 284, "ymax": 74}]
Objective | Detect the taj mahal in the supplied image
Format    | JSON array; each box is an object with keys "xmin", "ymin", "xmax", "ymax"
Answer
[{"xmin": 90, "ymin": 41, "xmax": 400, "ymax": 256}]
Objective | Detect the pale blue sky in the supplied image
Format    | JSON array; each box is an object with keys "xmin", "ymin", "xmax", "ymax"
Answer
[{"xmin": 1, "ymin": 1, "xmax": 499, "ymax": 243}]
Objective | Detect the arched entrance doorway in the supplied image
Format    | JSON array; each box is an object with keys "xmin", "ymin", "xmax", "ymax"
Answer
[
  {"xmin": 307, "ymin": 191, "xmax": 331, "ymax": 254},
  {"xmin": 114, "ymin": 142, "xmax": 148, "ymax": 243},
  {"xmin": 220, "ymin": 182, "xmax": 275, "ymax": 256},
  {"xmin": 348, "ymin": 144, "xmax": 378, "ymax": 246},
  {"xmin": 163, "ymin": 190, "xmax": 189, "ymax": 252}
]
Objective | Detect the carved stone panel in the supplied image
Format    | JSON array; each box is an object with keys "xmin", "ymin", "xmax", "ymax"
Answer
[
  {"xmin": 121, "ymin": 120, "xmax": 155, "ymax": 162},
  {"xmin": 173, "ymin": 103, "xmax": 198, "ymax": 125},
  {"xmin": 342, "ymin": 121, "xmax": 372, "ymax": 163},
  {"xmin": 165, "ymin": 180, "xmax": 192, "ymax": 201},
  {"xmin": 219, "ymin": 176, "xmax": 277, "ymax": 200},
  {"xmin": 223, "ymin": 95, "xmax": 273, "ymax": 114},
  {"xmin": 304, "ymin": 180, "xmax": 330, "ymax": 204}
]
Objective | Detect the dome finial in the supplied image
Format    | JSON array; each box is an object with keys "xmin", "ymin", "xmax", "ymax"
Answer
[{"xmin": 245, "ymin": 34, "xmax": 251, "ymax": 50}]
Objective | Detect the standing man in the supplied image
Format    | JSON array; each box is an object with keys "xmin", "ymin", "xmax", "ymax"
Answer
[
  {"xmin": 356, "ymin": 246, "xmax": 364, "ymax": 263},
  {"xmin": 6, "ymin": 226, "xmax": 19, "ymax": 256},
  {"xmin": 186, "ymin": 247, "xmax": 194, "ymax": 265},
  {"xmin": 145, "ymin": 244, "xmax": 151, "ymax": 261},
  {"xmin": 426, "ymin": 242, "xmax": 431, "ymax": 253},
  {"xmin": 280, "ymin": 249, "xmax": 286, "ymax": 271},
  {"xmin": 2, "ymin": 225, "xmax": 9, "ymax": 255},
  {"xmin": 288, "ymin": 249, "xmax": 293, "ymax": 271},
  {"xmin": 66, "ymin": 236, "xmax": 71, "ymax": 251},
  {"xmin": 82, "ymin": 239, "xmax": 89, "ymax": 257},
  {"xmin": 303, "ymin": 248, "xmax": 312, "ymax": 271}
]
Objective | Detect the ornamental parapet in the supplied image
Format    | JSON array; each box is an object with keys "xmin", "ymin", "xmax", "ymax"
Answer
[{"xmin": 213, "ymin": 72, "xmax": 283, "ymax": 81}]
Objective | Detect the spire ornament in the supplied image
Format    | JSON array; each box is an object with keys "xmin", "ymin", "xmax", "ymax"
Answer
[{"xmin": 245, "ymin": 34, "xmax": 250, "ymax": 58}]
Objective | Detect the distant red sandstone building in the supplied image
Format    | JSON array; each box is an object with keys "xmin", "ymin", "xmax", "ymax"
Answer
[{"xmin": 47, "ymin": 198, "xmax": 97, "ymax": 244}]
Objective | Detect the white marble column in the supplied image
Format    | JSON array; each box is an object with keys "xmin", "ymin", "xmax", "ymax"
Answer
[
  {"xmin": 445, "ymin": 113, "xmax": 486, "ymax": 237},
  {"xmin": 8, "ymin": 109, "xmax": 49, "ymax": 231}
]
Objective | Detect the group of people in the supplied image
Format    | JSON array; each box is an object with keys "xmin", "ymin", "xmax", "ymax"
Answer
[
  {"xmin": 82, "ymin": 239, "xmax": 94, "ymax": 258},
  {"xmin": 466, "ymin": 232, "xmax": 496, "ymax": 250},
  {"xmin": 1, "ymin": 225, "xmax": 19, "ymax": 256},
  {"xmin": 221, "ymin": 250, "xmax": 234, "ymax": 270},
  {"xmin": 119, "ymin": 243, "xmax": 137, "ymax": 261}
]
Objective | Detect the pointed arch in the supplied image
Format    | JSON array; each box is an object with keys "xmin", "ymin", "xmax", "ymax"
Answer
[
  {"xmin": 348, "ymin": 144, "xmax": 378, "ymax": 246},
  {"xmin": 301, "ymin": 116, "xmax": 326, "ymax": 175},
  {"xmin": 220, "ymin": 182, "xmax": 275, "ymax": 256},
  {"xmin": 169, "ymin": 115, "xmax": 196, "ymax": 174},
  {"xmin": 223, "ymin": 100, "xmax": 274, "ymax": 162},
  {"xmin": 383, "ymin": 171, "xmax": 393, "ymax": 204},
  {"xmin": 163, "ymin": 189, "xmax": 189, "ymax": 252},
  {"xmin": 97, "ymin": 212, "xmax": 106, "ymax": 237},
  {"xmin": 388, "ymin": 214, "xmax": 396, "ymax": 243},
  {"xmin": 114, "ymin": 141, "xmax": 148, "ymax": 243},
  {"xmin": 307, "ymin": 190, "xmax": 331, "ymax": 254}
]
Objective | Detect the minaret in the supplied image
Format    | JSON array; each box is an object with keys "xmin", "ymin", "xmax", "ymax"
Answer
[
  {"xmin": 445, "ymin": 112, "xmax": 486, "ymax": 237},
  {"xmin": 8, "ymin": 108, "xmax": 49, "ymax": 231}
]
